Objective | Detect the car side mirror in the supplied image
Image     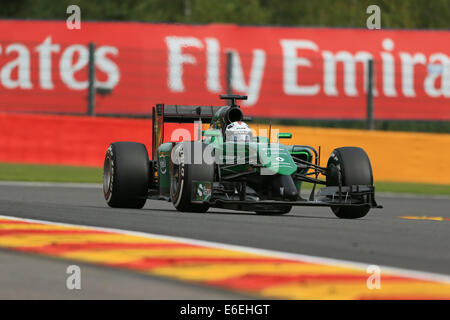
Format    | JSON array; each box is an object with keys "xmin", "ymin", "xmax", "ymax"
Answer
[
  {"xmin": 202, "ymin": 130, "xmax": 222, "ymax": 137},
  {"xmin": 278, "ymin": 133, "xmax": 292, "ymax": 139}
]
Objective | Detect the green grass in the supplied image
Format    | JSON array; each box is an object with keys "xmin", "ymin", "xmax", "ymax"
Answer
[
  {"xmin": 0, "ymin": 163, "xmax": 102, "ymax": 183},
  {"xmin": 1, "ymin": 162, "xmax": 449, "ymax": 196},
  {"xmin": 373, "ymin": 182, "xmax": 450, "ymax": 196}
]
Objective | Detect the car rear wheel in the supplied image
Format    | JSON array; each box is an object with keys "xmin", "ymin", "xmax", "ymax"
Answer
[
  {"xmin": 170, "ymin": 141, "xmax": 214, "ymax": 213},
  {"xmin": 326, "ymin": 147, "xmax": 373, "ymax": 219},
  {"xmin": 103, "ymin": 142, "xmax": 149, "ymax": 209}
]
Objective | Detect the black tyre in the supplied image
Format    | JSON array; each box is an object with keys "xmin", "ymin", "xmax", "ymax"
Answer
[
  {"xmin": 103, "ymin": 142, "xmax": 149, "ymax": 209},
  {"xmin": 170, "ymin": 141, "xmax": 214, "ymax": 213},
  {"xmin": 326, "ymin": 147, "xmax": 373, "ymax": 219}
]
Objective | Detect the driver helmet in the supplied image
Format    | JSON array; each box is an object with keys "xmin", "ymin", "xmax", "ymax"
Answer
[{"xmin": 225, "ymin": 121, "xmax": 252, "ymax": 142}]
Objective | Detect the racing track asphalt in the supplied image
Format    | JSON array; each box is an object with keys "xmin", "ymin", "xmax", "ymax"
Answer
[{"xmin": 0, "ymin": 183, "xmax": 449, "ymax": 299}]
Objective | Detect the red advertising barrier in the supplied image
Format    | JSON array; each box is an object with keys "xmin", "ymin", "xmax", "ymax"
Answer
[
  {"xmin": 0, "ymin": 113, "xmax": 149, "ymax": 166},
  {"xmin": 2, "ymin": 113, "xmax": 449, "ymax": 185},
  {"xmin": 0, "ymin": 20, "xmax": 449, "ymax": 120},
  {"xmin": 0, "ymin": 113, "xmax": 195, "ymax": 167}
]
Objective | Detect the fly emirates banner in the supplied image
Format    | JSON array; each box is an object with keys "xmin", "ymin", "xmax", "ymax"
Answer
[{"xmin": 0, "ymin": 20, "xmax": 449, "ymax": 120}]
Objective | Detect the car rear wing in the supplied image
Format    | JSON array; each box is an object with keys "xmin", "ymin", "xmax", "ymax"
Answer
[
  {"xmin": 151, "ymin": 95, "xmax": 250, "ymax": 162},
  {"xmin": 151, "ymin": 104, "xmax": 225, "ymax": 161}
]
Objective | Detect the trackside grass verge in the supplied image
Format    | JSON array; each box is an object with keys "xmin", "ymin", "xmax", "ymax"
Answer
[
  {"xmin": 0, "ymin": 163, "xmax": 102, "ymax": 183},
  {"xmin": 0, "ymin": 162, "xmax": 449, "ymax": 196}
]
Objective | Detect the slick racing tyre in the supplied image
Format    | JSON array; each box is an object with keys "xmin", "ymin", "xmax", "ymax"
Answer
[
  {"xmin": 170, "ymin": 141, "xmax": 214, "ymax": 213},
  {"xmin": 103, "ymin": 142, "xmax": 149, "ymax": 209},
  {"xmin": 326, "ymin": 147, "xmax": 373, "ymax": 219}
]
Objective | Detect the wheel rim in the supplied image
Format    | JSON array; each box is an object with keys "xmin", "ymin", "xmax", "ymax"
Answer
[
  {"xmin": 171, "ymin": 163, "xmax": 180, "ymax": 196},
  {"xmin": 103, "ymin": 152, "xmax": 113, "ymax": 200},
  {"xmin": 170, "ymin": 145, "xmax": 184, "ymax": 204}
]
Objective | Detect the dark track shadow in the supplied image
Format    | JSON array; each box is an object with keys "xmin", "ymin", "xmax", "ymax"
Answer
[
  {"xmin": 83, "ymin": 205, "xmax": 365, "ymax": 221},
  {"xmin": 141, "ymin": 207, "xmax": 344, "ymax": 220}
]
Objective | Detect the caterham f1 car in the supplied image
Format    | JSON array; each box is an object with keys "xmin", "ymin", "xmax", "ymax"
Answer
[{"xmin": 103, "ymin": 95, "xmax": 382, "ymax": 218}]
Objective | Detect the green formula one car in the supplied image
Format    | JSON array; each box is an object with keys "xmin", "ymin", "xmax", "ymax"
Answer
[{"xmin": 103, "ymin": 95, "xmax": 382, "ymax": 218}]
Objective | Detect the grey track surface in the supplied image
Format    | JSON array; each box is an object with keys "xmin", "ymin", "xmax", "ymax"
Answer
[
  {"xmin": 0, "ymin": 183, "xmax": 449, "ymax": 298},
  {"xmin": 0, "ymin": 249, "xmax": 248, "ymax": 299}
]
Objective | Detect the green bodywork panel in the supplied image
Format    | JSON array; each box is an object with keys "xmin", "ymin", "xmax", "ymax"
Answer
[
  {"xmin": 284, "ymin": 145, "xmax": 314, "ymax": 191},
  {"xmin": 192, "ymin": 181, "xmax": 212, "ymax": 202},
  {"xmin": 158, "ymin": 138, "xmax": 315, "ymax": 196},
  {"xmin": 284, "ymin": 145, "xmax": 313, "ymax": 174},
  {"xmin": 157, "ymin": 142, "xmax": 172, "ymax": 195},
  {"xmin": 211, "ymin": 141, "xmax": 297, "ymax": 176},
  {"xmin": 157, "ymin": 106, "xmax": 316, "ymax": 196}
]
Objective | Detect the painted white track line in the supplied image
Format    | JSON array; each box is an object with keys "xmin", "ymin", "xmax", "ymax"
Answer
[{"xmin": 0, "ymin": 214, "xmax": 449, "ymax": 284}]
